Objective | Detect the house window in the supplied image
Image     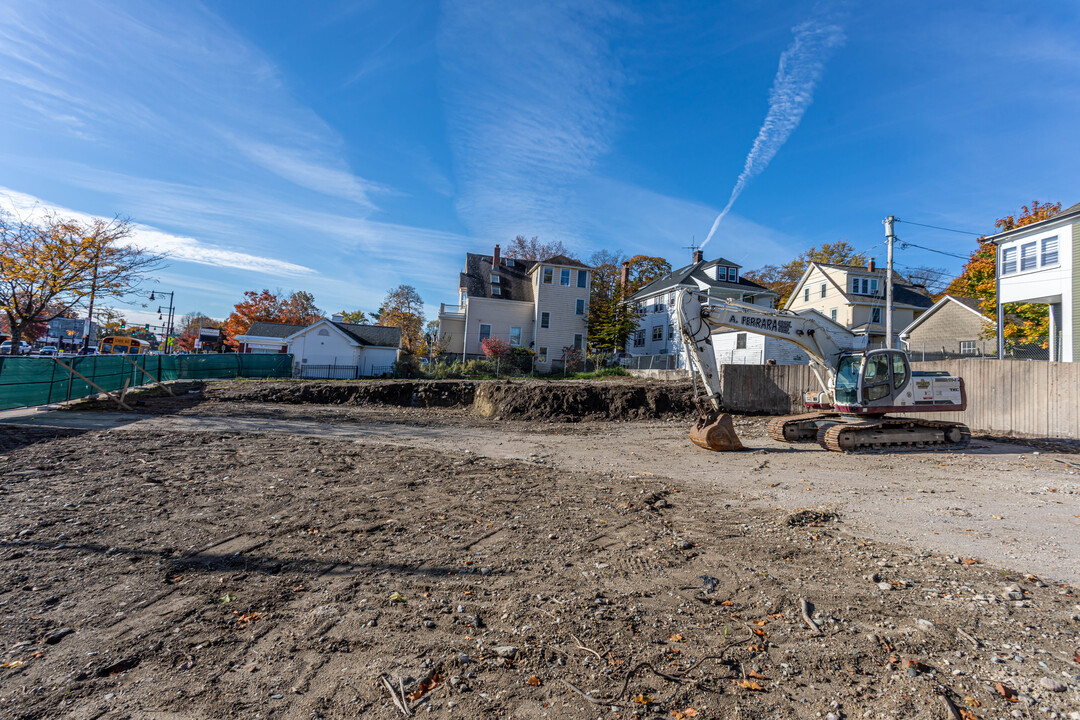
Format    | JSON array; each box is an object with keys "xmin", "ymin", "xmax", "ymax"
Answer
[
  {"xmin": 668, "ymin": 324, "xmax": 674, "ymax": 339},
  {"xmin": 540, "ymin": 311, "xmax": 550, "ymax": 329},
  {"xmin": 638, "ymin": 302, "xmax": 646, "ymax": 316},
  {"xmin": 851, "ymin": 278, "xmax": 859, "ymax": 294},
  {"xmin": 543, "ymin": 267, "xmax": 553, "ymax": 284},
  {"xmin": 871, "ymin": 307, "xmax": 881, "ymax": 324},
  {"xmin": 634, "ymin": 329, "xmax": 645, "ymax": 347},
  {"xmin": 1020, "ymin": 242, "xmax": 1037, "ymax": 271},
  {"xmin": 820, "ymin": 282, "xmax": 827, "ymax": 298},
  {"xmin": 1001, "ymin": 247, "xmax": 1017, "ymax": 274},
  {"xmin": 573, "ymin": 333, "xmax": 583, "ymax": 350},
  {"xmin": 538, "ymin": 346, "xmax": 548, "ymax": 363},
  {"xmin": 560, "ymin": 269, "xmax": 570, "ymax": 286},
  {"xmin": 478, "ymin": 323, "xmax": 491, "ymax": 342},
  {"xmin": 317, "ymin": 328, "xmax": 330, "ymax": 336},
  {"xmin": 959, "ymin": 340, "xmax": 977, "ymax": 355},
  {"xmin": 830, "ymin": 308, "xmax": 838, "ymax": 322},
  {"xmin": 506, "ymin": 258, "xmax": 515, "ymax": 267},
  {"xmin": 669, "ymin": 292, "xmax": 675, "ymax": 306},
  {"xmin": 577, "ymin": 269, "xmax": 587, "ymax": 288},
  {"xmin": 715, "ymin": 266, "xmax": 725, "ymax": 281},
  {"xmin": 736, "ymin": 333, "xmax": 747, "ymax": 349},
  {"xmin": 804, "ymin": 287, "xmax": 810, "ymax": 302},
  {"xmin": 652, "ymin": 326, "xmax": 663, "ymax": 342},
  {"xmin": 1042, "ymin": 236, "xmax": 1058, "ymax": 266},
  {"xmin": 491, "ymin": 273, "xmax": 500, "ymax": 284},
  {"xmin": 576, "ymin": 298, "xmax": 585, "ymax": 315},
  {"xmin": 491, "ymin": 286, "xmax": 501, "ymax": 296},
  {"xmin": 509, "ymin": 327, "xmax": 522, "ymax": 346},
  {"xmin": 728, "ymin": 267, "xmax": 737, "ymax": 282}
]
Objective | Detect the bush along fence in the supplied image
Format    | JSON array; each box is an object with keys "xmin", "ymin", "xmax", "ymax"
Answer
[{"xmin": 0, "ymin": 353, "xmax": 293, "ymax": 411}]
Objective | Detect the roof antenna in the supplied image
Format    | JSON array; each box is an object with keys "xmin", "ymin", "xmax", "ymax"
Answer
[{"xmin": 683, "ymin": 236, "xmax": 701, "ymax": 263}]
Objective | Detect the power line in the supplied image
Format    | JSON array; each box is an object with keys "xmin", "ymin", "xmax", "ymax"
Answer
[
  {"xmin": 896, "ymin": 239, "xmax": 970, "ymax": 260},
  {"xmin": 895, "ymin": 219, "xmax": 982, "ymax": 236}
]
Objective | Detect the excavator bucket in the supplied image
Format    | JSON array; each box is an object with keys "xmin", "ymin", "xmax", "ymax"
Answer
[{"xmin": 689, "ymin": 413, "xmax": 745, "ymax": 451}]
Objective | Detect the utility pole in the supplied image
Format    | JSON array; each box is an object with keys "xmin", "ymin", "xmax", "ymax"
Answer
[
  {"xmin": 883, "ymin": 216, "xmax": 896, "ymax": 350},
  {"xmin": 82, "ymin": 245, "xmax": 101, "ymax": 352}
]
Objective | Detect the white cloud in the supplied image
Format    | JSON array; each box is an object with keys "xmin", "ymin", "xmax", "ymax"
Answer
[{"xmin": 0, "ymin": 187, "xmax": 316, "ymax": 278}]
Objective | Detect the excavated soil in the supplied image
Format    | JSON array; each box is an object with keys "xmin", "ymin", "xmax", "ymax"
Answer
[
  {"xmin": 208, "ymin": 379, "xmax": 697, "ymax": 422},
  {"xmin": 1, "ymin": 380, "xmax": 1078, "ymax": 719}
]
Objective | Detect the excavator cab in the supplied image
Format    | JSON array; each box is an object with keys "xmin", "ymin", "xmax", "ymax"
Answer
[{"xmin": 832, "ymin": 349, "xmax": 911, "ymax": 410}]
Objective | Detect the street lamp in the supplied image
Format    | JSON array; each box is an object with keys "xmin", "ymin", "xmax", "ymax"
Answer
[{"xmin": 148, "ymin": 289, "xmax": 175, "ymax": 354}]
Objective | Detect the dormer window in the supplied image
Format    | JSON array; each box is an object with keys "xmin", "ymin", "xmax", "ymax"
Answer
[
  {"xmin": 850, "ymin": 277, "xmax": 879, "ymax": 295},
  {"xmin": 491, "ymin": 273, "xmax": 500, "ymax": 284},
  {"xmin": 492, "ymin": 286, "xmax": 501, "ymax": 296},
  {"xmin": 506, "ymin": 258, "xmax": 515, "ymax": 268},
  {"xmin": 727, "ymin": 267, "xmax": 737, "ymax": 283}
]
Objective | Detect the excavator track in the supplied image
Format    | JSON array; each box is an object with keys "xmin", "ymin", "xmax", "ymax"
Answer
[
  {"xmin": 817, "ymin": 417, "xmax": 971, "ymax": 453},
  {"xmin": 766, "ymin": 412, "xmax": 837, "ymax": 443}
]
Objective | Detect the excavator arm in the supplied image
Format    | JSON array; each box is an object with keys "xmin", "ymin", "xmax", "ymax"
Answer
[{"xmin": 675, "ymin": 289, "xmax": 858, "ymax": 450}]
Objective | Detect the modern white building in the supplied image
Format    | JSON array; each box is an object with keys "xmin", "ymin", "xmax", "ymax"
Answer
[
  {"xmin": 438, "ymin": 244, "xmax": 591, "ymax": 370},
  {"xmin": 986, "ymin": 200, "xmax": 1079, "ymax": 362}
]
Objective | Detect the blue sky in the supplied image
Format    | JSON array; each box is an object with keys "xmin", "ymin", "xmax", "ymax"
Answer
[{"xmin": 1, "ymin": 0, "xmax": 1077, "ymax": 326}]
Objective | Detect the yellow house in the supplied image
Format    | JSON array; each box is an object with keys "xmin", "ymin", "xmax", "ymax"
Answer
[{"xmin": 784, "ymin": 260, "xmax": 933, "ymax": 347}]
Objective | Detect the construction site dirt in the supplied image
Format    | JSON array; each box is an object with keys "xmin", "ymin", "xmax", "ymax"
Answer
[{"xmin": 0, "ymin": 379, "xmax": 1078, "ymax": 720}]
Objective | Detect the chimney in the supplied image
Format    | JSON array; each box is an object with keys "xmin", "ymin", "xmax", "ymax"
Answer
[
  {"xmin": 492, "ymin": 244, "xmax": 501, "ymax": 268},
  {"xmin": 867, "ymin": 258, "xmax": 876, "ymax": 272},
  {"xmin": 620, "ymin": 260, "xmax": 631, "ymax": 297},
  {"xmin": 693, "ymin": 249, "xmax": 703, "ymax": 264}
]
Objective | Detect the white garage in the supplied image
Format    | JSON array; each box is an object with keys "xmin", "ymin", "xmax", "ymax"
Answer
[{"xmin": 286, "ymin": 318, "xmax": 402, "ymax": 378}]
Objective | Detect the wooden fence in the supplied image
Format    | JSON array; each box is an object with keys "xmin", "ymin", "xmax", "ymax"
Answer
[{"xmin": 717, "ymin": 359, "xmax": 1079, "ymax": 440}]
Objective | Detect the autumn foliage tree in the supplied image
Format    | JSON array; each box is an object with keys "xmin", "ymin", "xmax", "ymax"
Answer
[
  {"xmin": 946, "ymin": 201, "xmax": 1061, "ymax": 344},
  {"xmin": 586, "ymin": 251, "xmax": 672, "ymax": 352},
  {"xmin": 745, "ymin": 240, "xmax": 869, "ymax": 307},
  {"xmin": 176, "ymin": 312, "xmax": 221, "ymax": 352},
  {"xmin": 0, "ymin": 212, "xmax": 162, "ymax": 354},
  {"xmin": 222, "ymin": 289, "xmax": 323, "ymax": 349},
  {"xmin": 378, "ymin": 284, "xmax": 424, "ymax": 354}
]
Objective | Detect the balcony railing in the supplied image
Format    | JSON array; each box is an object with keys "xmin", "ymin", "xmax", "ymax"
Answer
[{"xmin": 439, "ymin": 303, "xmax": 465, "ymax": 317}]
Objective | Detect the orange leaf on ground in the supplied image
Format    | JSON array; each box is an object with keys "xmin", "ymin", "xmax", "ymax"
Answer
[
  {"xmin": 735, "ymin": 679, "xmax": 766, "ymax": 691},
  {"xmin": 748, "ymin": 670, "xmax": 768, "ymax": 680},
  {"xmin": 963, "ymin": 697, "xmax": 980, "ymax": 708},
  {"xmin": 753, "ymin": 620, "xmax": 767, "ymax": 627},
  {"xmin": 752, "ymin": 628, "xmax": 769, "ymax": 637},
  {"xmin": 962, "ymin": 557, "xmax": 979, "ymax": 565},
  {"xmin": 633, "ymin": 694, "xmax": 653, "ymax": 705},
  {"xmin": 668, "ymin": 633, "xmax": 684, "ymax": 642},
  {"xmin": 406, "ymin": 673, "xmax": 442, "ymax": 701},
  {"xmin": 959, "ymin": 709, "xmax": 981, "ymax": 720},
  {"xmin": 525, "ymin": 675, "xmax": 541, "ymax": 687},
  {"xmin": 994, "ymin": 682, "xmax": 1018, "ymax": 702},
  {"xmin": 720, "ymin": 600, "xmax": 734, "ymax": 606}
]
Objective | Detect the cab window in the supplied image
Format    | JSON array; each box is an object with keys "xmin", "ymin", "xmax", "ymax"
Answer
[
  {"xmin": 863, "ymin": 355, "xmax": 891, "ymax": 401},
  {"xmin": 892, "ymin": 353, "xmax": 907, "ymax": 389},
  {"xmin": 834, "ymin": 356, "xmax": 860, "ymax": 405}
]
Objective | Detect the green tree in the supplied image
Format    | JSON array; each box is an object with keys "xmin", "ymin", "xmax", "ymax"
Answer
[
  {"xmin": 745, "ymin": 240, "xmax": 869, "ymax": 307},
  {"xmin": 946, "ymin": 201, "xmax": 1061, "ymax": 343},
  {"xmin": 337, "ymin": 310, "xmax": 371, "ymax": 324},
  {"xmin": 586, "ymin": 252, "xmax": 671, "ymax": 352}
]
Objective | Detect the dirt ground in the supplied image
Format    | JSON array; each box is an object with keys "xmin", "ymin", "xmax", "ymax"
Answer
[{"xmin": 0, "ymin": 379, "xmax": 1078, "ymax": 720}]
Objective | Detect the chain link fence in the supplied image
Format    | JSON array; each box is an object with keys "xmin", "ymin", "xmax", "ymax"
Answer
[
  {"xmin": 620, "ymin": 354, "xmax": 681, "ymax": 370},
  {"xmin": 905, "ymin": 336, "xmax": 1051, "ymax": 362},
  {"xmin": 0, "ymin": 353, "xmax": 293, "ymax": 411}
]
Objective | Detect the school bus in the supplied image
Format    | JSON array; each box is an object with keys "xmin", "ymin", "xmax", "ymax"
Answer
[{"xmin": 99, "ymin": 336, "xmax": 150, "ymax": 355}]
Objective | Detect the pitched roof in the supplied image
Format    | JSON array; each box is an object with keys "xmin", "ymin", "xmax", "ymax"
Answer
[
  {"xmin": 899, "ymin": 295, "xmax": 994, "ymax": 338},
  {"xmin": 627, "ymin": 257, "xmax": 772, "ymax": 301},
  {"xmin": 948, "ymin": 296, "xmax": 988, "ymax": 315},
  {"xmin": 460, "ymin": 253, "xmax": 538, "ymax": 302},
  {"xmin": 538, "ymin": 254, "xmax": 589, "ymax": 268},
  {"xmin": 241, "ymin": 321, "xmax": 308, "ymax": 339},
  {"xmin": 331, "ymin": 322, "xmax": 401, "ymax": 347},
  {"xmin": 807, "ymin": 262, "xmax": 934, "ymax": 310}
]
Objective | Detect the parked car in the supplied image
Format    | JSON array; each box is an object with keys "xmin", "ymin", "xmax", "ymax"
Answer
[
  {"xmin": 0, "ymin": 341, "xmax": 31, "ymax": 355},
  {"xmin": 38, "ymin": 345, "xmax": 58, "ymax": 357},
  {"xmin": 76, "ymin": 347, "xmax": 99, "ymax": 356}
]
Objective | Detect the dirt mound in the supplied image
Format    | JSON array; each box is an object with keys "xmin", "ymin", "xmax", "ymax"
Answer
[
  {"xmin": 474, "ymin": 380, "xmax": 695, "ymax": 421},
  {"xmin": 208, "ymin": 379, "xmax": 697, "ymax": 422}
]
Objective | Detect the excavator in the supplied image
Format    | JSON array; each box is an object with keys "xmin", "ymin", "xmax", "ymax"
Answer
[{"xmin": 675, "ymin": 289, "xmax": 970, "ymax": 453}]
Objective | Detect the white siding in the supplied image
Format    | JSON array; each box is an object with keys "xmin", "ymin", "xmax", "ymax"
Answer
[{"xmin": 289, "ymin": 328, "xmax": 360, "ymax": 366}]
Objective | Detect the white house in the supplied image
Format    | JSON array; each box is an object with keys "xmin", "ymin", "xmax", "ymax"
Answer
[
  {"xmin": 438, "ymin": 244, "xmax": 592, "ymax": 369},
  {"xmin": 287, "ymin": 316, "xmax": 402, "ymax": 377},
  {"xmin": 986, "ymin": 200, "xmax": 1079, "ymax": 361},
  {"xmin": 235, "ymin": 321, "xmax": 306, "ymax": 354},
  {"xmin": 624, "ymin": 250, "xmax": 781, "ymax": 367}
]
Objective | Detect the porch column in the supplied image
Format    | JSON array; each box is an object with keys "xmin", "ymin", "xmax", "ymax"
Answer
[{"xmin": 1049, "ymin": 303, "xmax": 1060, "ymax": 362}]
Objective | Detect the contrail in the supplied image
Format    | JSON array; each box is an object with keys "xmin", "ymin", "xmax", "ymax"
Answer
[{"xmin": 701, "ymin": 17, "xmax": 845, "ymax": 249}]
